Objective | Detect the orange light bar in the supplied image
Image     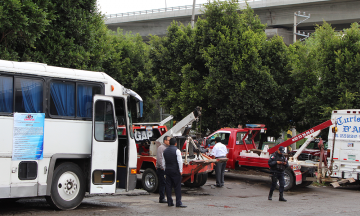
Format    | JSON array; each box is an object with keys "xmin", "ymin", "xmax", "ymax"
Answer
[{"xmin": 130, "ymin": 169, "xmax": 137, "ymax": 174}]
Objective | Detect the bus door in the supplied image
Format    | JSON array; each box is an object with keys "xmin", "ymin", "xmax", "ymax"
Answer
[
  {"xmin": 114, "ymin": 97, "xmax": 129, "ymax": 190},
  {"xmin": 90, "ymin": 95, "xmax": 118, "ymax": 194}
]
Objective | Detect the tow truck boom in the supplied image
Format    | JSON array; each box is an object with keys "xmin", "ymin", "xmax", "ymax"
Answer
[
  {"xmin": 268, "ymin": 120, "xmax": 334, "ymax": 154},
  {"xmin": 156, "ymin": 107, "xmax": 201, "ymax": 143}
]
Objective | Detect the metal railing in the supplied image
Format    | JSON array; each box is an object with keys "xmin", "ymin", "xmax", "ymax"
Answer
[{"xmin": 105, "ymin": 0, "xmax": 261, "ymax": 19}]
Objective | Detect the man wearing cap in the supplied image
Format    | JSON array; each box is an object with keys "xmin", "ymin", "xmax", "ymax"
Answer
[
  {"xmin": 156, "ymin": 135, "xmax": 170, "ymax": 203},
  {"xmin": 211, "ymin": 137, "xmax": 228, "ymax": 187},
  {"xmin": 162, "ymin": 138, "xmax": 186, "ymax": 208},
  {"xmin": 268, "ymin": 146, "xmax": 289, "ymax": 202}
]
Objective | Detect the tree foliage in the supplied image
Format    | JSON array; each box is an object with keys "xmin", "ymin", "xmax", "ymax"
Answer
[
  {"xmin": 0, "ymin": 0, "xmax": 53, "ymax": 60},
  {"xmin": 150, "ymin": 0, "xmax": 295, "ymax": 138},
  {"xmin": 0, "ymin": 0, "xmax": 154, "ymax": 120},
  {"xmin": 292, "ymin": 22, "xmax": 360, "ymax": 132}
]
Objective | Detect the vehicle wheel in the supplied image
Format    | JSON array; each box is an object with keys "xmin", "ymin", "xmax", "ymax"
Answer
[
  {"xmin": 184, "ymin": 174, "xmax": 203, "ymax": 187},
  {"xmin": 198, "ymin": 173, "xmax": 208, "ymax": 187},
  {"xmin": 297, "ymin": 181, "xmax": 313, "ymax": 187},
  {"xmin": 208, "ymin": 170, "xmax": 214, "ymax": 176},
  {"xmin": 45, "ymin": 162, "xmax": 85, "ymax": 210},
  {"xmin": 276, "ymin": 169, "xmax": 294, "ymax": 191},
  {"xmin": 142, "ymin": 168, "xmax": 158, "ymax": 193}
]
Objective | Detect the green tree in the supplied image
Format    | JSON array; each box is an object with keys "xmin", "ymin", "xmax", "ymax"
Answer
[
  {"xmin": 103, "ymin": 29, "xmax": 155, "ymax": 121},
  {"xmin": 150, "ymin": 0, "xmax": 295, "ymax": 138},
  {"xmin": 292, "ymin": 22, "xmax": 360, "ymax": 132},
  {"xmin": 0, "ymin": 0, "xmax": 52, "ymax": 60}
]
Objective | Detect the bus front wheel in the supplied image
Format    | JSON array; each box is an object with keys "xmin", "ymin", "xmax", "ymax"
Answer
[{"xmin": 46, "ymin": 162, "xmax": 85, "ymax": 210}]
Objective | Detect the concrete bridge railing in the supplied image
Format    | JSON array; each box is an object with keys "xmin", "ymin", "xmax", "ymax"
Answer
[{"xmin": 104, "ymin": 0, "xmax": 262, "ymax": 19}]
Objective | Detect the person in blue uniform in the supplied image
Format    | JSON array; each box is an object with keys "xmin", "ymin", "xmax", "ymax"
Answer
[{"xmin": 268, "ymin": 146, "xmax": 288, "ymax": 202}]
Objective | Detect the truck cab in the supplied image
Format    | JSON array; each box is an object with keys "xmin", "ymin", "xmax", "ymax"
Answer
[{"xmin": 203, "ymin": 125, "xmax": 266, "ymax": 170}]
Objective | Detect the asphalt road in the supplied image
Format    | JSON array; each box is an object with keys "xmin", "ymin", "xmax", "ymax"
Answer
[{"xmin": 1, "ymin": 171, "xmax": 360, "ymax": 216}]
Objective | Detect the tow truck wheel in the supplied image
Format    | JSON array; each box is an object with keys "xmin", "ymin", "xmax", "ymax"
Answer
[
  {"xmin": 142, "ymin": 168, "xmax": 158, "ymax": 193},
  {"xmin": 184, "ymin": 174, "xmax": 201, "ymax": 187},
  {"xmin": 184, "ymin": 173, "xmax": 208, "ymax": 187},
  {"xmin": 276, "ymin": 168, "xmax": 294, "ymax": 191},
  {"xmin": 198, "ymin": 173, "xmax": 208, "ymax": 187}
]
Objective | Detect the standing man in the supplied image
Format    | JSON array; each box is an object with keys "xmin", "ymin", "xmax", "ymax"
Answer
[
  {"xmin": 162, "ymin": 138, "xmax": 186, "ymax": 208},
  {"xmin": 156, "ymin": 135, "xmax": 170, "ymax": 203},
  {"xmin": 268, "ymin": 146, "xmax": 288, "ymax": 202},
  {"xmin": 211, "ymin": 137, "xmax": 228, "ymax": 187}
]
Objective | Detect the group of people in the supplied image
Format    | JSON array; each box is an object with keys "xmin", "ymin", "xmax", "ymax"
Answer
[{"xmin": 155, "ymin": 135, "xmax": 289, "ymax": 208}]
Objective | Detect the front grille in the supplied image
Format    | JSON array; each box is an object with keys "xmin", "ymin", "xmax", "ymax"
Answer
[{"xmin": 298, "ymin": 153, "xmax": 312, "ymax": 161}]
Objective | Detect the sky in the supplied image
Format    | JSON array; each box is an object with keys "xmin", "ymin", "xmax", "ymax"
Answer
[{"xmin": 97, "ymin": 0, "xmax": 210, "ymax": 15}]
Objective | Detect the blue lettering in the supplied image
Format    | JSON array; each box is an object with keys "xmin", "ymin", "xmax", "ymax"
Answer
[
  {"xmin": 337, "ymin": 117, "xmax": 344, "ymax": 125},
  {"xmin": 357, "ymin": 117, "xmax": 360, "ymax": 122},
  {"xmin": 352, "ymin": 126, "xmax": 359, "ymax": 133},
  {"xmin": 343, "ymin": 126, "xmax": 351, "ymax": 132}
]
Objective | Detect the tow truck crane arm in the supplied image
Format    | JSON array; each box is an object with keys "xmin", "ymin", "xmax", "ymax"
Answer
[
  {"xmin": 268, "ymin": 120, "xmax": 334, "ymax": 154},
  {"xmin": 156, "ymin": 107, "xmax": 201, "ymax": 143}
]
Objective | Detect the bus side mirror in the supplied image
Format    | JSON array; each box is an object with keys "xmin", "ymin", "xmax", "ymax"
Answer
[{"xmin": 136, "ymin": 101, "xmax": 143, "ymax": 118}]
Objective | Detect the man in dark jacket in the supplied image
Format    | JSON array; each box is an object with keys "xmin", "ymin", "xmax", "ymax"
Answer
[
  {"xmin": 268, "ymin": 146, "xmax": 289, "ymax": 202},
  {"xmin": 162, "ymin": 138, "xmax": 186, "ymax": 208}
]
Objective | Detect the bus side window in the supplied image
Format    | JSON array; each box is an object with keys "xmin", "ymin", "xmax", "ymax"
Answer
[
  {"xmin": 0, "ymin": 76, "xmax": 13, "ymax": 113},
  {"xmin": 77, "ymin": 84, "xmax": 101, "ymax": 118},
  {"xmin": 50, "ymin": 81, "xmax": 75, "ymax": 117},
  {"xmin": 15, "ymin": 78, "xmax": 43, "ymax": 113}
]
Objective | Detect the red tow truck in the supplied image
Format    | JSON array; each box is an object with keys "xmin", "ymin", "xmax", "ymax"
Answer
[
  {"xmin": 118, "ymin": 107, "xmax": 216, "ymax": 192},
  {"xmin": 202, "ymin": 121, "xmax": 333, "ymax": 190}
]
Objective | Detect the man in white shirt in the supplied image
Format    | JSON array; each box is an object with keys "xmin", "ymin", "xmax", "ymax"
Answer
[
  {"xmin": 211, "ymin": 137, "xmax": 227, "ymax": 187},
  {"xmin": 162, "ymin": 138, "xmax": 186, "ymax": 208}
]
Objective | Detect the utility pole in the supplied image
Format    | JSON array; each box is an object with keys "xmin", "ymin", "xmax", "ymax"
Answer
[
  {"xmin": 294, "ymin": 11, "xmax": 311, "ymax": 43},
  {"xmin": 191, "ymin": 0, "xmax": 196, "ymax": 28}
]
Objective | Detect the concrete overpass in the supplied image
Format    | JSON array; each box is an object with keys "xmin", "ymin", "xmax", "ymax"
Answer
[{"xmin": 104, "ymin": 0, "xmax": 360, "ymax": 44}]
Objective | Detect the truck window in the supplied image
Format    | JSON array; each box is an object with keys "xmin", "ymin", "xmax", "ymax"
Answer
[
  {"xmin": 236, "ymin": 132, "xmax": 252, "ymax": 144},
  {"xmin": 236, "ymin": 132, "xmax": 246, "ymax": 145},
  {"xmin": 209, "ymin": 132, "xmax": 230, "ymax": 146}
]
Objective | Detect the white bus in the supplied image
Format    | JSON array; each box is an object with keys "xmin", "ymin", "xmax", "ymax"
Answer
[{"xmin": 0, "ymin": 59, "xmax": 142, "ymax": 210}]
